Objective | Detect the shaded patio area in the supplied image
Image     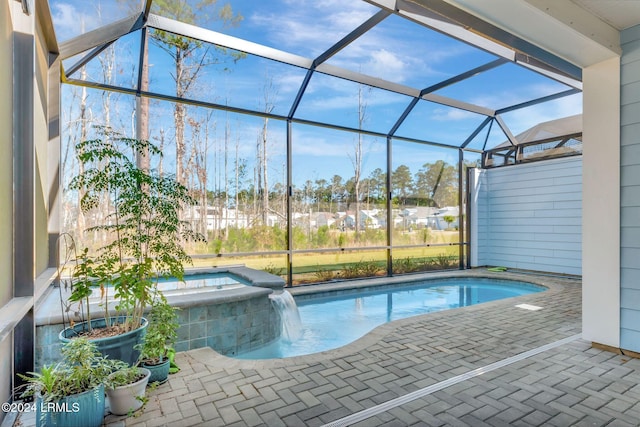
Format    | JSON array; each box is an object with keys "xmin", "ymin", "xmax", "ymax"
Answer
[{"xmin": 85, "ymin": 270, "xmax": 637, "ymax": 426}]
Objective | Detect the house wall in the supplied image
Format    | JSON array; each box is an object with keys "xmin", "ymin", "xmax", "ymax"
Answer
[
  {"xmin": 34, "ymin": 15, "xmax": 50, "ymax": 276},
  {"xmin": 474, "ymin": 156, "xmax": 582, "ymax": 275},
  {"xmin": 0, "ymin": 1, "xmax": 55, "ymax": 419},
  {"xmin": 0, "ymin": 0, "xmax": 13, "ymax": 308},
  {"xmin": 620, "ymin": 24, "xmax": 640, "ymax": 353},
  {"xmin": 582, "ymin": 57, "xmax": 621, "ymax": 349},
  {"xmin": 0, "ymin": 0, "xmax": 13, "ymax": 420}
]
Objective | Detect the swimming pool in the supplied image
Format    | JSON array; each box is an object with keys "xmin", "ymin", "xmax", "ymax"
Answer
[{"xmin": 236, "ymin": 277, "xmax": 544, "ymax": 359}]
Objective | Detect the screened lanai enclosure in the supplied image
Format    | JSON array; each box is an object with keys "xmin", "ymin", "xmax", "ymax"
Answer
[{"xmin": 53, "ymin": 0, "xmax": 582, "ymax": 285}]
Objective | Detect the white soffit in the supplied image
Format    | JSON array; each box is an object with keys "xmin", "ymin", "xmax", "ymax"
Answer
[
  {"xmin": 444, "ymin": 0, "xmax": 621, "ymax": 68},
  {"xmin": 573, "ymin": 0, "xmax": 640, "ymax": 31}
]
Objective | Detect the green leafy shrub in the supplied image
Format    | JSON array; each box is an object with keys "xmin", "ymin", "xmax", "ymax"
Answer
[
  {"xmin": 66, "ymin": 130, "xmax": 204, "ymax": 333},
  {"xmin": 137, "ymin": 296, "xmax": 179, "ymax": 365},
  {"xmin": 314, "ymin": 267, "xmax": 336, "ymax": 282},
  {"xmin": 421, "ymin": 228, "xmax": 432, "ymax": 244},
  {"xmin": 342, "ymin": 259, "xmax": 382, "ymax": 278},
  {"xmin": 18, "ymin": 338, "xmax": 116, "ymax": 403},
  {"xmin": 393, "ymin": 257, "xmax": 421, "ymax": 274},
  {"xmin": 433, "ymin": 253, "xmax": 457, "ymax": 269},
  {"xmin": 263, "ymin": 263, "xmax": 284, "ymax": 276}
]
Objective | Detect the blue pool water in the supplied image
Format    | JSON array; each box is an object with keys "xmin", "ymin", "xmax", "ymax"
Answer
[
  {"xmin": 90, "ymin": 272, "xmax": 248, "ymax": 299},
  {"xmin": 236, "ymin": 278, "xmax": 544, "ymax": 359},
  {"xmin": 155, "ymin": 273, "xmax": 248, "ymax": 295}
]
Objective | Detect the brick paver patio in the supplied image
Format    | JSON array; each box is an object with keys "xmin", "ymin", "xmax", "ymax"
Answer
[{"xmin": 17, "ymin": 270, "xmax": 640, "ymax": 426}]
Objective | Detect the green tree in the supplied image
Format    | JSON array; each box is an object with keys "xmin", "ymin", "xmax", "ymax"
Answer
[
  {"xmin": 443, "ymin": 215, "xmax": 455, "ymax": 229},
  {"xmin": 414, "ymin": 160, "xmax": 458, "ymax": 207},
  {"xmin": 368, "ymin": 167, "xmax": 386, "ymax": 204},
  {"xmin": 391, "ymin": 165, "xmax": 413, "ymax": 206},
  {"xmin": 314, "ymin": 178, "xmax": 330, "ymax": 211},
  {"xmin": 344, "ymin": 177, "xmax": 356, "ymax": 211},
  {"xmin": 150, "ymin": 0, "xmax": 243, "ymax": 185},
  {"xmin": 330, "ymin": 175, "xmax": 345, "ymax": 212}
]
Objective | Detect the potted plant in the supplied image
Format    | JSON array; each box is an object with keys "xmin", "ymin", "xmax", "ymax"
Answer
[
  {"xmin": 18, "ymin": 338, "xmax": 113, "ymax": 427},
  {"xmin": 137, "ymin": 295, "xmax": 179, "ymax": 384},
  {"xmin": 105, "ymin": 364, "xmax": 151, "ymax": 416},
  {"xmin": 58, "ymin": 128, "xmax": 204, "ymax": 365}
]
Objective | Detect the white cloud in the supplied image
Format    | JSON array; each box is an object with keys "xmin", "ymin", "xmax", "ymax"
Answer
[
  {"xmin": 247, "ymin": 0, "xmax": 483, "ymax": 93},
  {"xmin": 431, "ymin": 107, "xmax": 479, "ymax": 121},
  {"xmin": 500, "ymin": 93, "xmax": 582, "ymax": 136},
  {"xmin": 303, "ymin": 94, "xmax": 359, "ymax": 112},
  {"xmin": 293, "ymin": 136, "xmax": 338, "ymax": 157},
  {"xmin": 295, "ymin": 72, "xmax": 412, "ymax": 118},
  {"xmin": 249, "ymin": 1, "xmax": 379, "ymax": 57},
  {"xmin": 51, "ymin": 3, "xmax": 100, "ymax": 40},
  {"xmin": 292, "ymin": 128, "xmax": 383, "ymax": 157},
  {"xmin": 275, "ymin": 72, "xmax": 307, "ymax": 95},
  {"xmin": 468, "ymin": 81, "xmax": 571, "ymax": 111},
  {"xmin": 363, "ymin": 49, "xmax": 408, "ymax": 82},
  {"xmin": 50, "ymin": 1, "xmax": 131, "ymax": 42},
  {"xmin": 324, "ymin": 27, "xmax": 467, "ymax": 86}
]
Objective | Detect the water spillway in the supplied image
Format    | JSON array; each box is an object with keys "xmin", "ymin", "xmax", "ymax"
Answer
[{"xmin": 269, "ymin": 290, "xmax": 302, "ymax": 342}]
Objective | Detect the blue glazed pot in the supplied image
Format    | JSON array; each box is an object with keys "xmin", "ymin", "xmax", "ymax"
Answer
[
  {"xmin": 59, "ymin": 316, "xmax": 148, "ymax": 365},
  {"xmin": 142, "ymin": 358, "xmax": 170, "ymax": 384},
  {"xmin": 36, "ymin": 384, "xmax": 105, "ymax": 427}
]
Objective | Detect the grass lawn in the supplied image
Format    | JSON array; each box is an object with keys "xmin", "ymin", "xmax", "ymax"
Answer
[{"xmin": 190, "ymin": 230, "xmax": 461, "ymax": 283}]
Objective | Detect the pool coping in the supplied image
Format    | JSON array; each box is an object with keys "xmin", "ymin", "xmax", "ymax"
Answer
[
  {"xmin": 34, "ymin": 266, "xmax": 283, "ymax": 326},
  {"xmin": 187, "ymin": 268, "xmax": 581, "ymax": 369},
  {"xmin": 185, "ymin": 266, "xmax": 286, "ymax": 291},
  {"xmin": 287, "ymin": 269, "xmax": 550, "ymax": 300}
]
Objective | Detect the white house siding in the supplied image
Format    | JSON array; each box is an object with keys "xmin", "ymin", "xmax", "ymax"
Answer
[
  {"xmin": 620, "ymin": 25, "xmax": 640, "ymax": 353},
  {"xmin": 475, "ymin": 156, "xmax": 582, "ymax": 275}
]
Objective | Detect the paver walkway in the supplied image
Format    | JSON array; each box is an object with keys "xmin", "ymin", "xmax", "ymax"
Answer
[{"xmin": 18, "ymin": 270, "xmax": 640, "ymax": 426}]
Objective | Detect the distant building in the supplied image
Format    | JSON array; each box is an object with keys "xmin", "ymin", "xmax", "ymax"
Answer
[
  {"xmin": 342, "ymin": 209, "xmax": 382, "ymax": 230},
  {"xmin": 431, "ymin": 207, "xmax": 459, "ymax": 230},
  {"xmin": 185, "ymin": 207, "xmax": 285, "ymax": 230},
  {"xmin": 314, "ymin": 212, "xmax": 337, "ymax": 228},
  {"xmin": 399, "ymin": 206, "xmax": 459, "ymax": 230}
]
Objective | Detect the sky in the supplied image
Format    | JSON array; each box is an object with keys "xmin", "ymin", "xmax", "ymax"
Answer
[{"xmin": 50, "ymin": 0, "xmax": 582, "ymax": 190}]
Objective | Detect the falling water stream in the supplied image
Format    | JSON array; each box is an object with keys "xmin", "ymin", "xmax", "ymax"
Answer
[{"xmin": 269, "ymin": 290, "xmax": 303, "ymax": 342}]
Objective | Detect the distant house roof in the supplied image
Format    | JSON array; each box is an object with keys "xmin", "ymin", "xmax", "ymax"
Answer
[
  {"xmin": 314, "ymin": 212, "xmax": 335, "ymax": 220},
  {"xmin": 493, "ymin": 114, "xmax": 582, "ymax": 149},
  {"xmin": 403, "ymin": 207, "xmax": 440, "ymax": 218},
  {"xmin": 436, "ymin": 206, "xmax": 459, "ymax": 216}
]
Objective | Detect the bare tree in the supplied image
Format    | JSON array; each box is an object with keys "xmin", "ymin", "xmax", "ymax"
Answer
[
  {"xmin": 223, "ymin": 111, "xmax": 230, "ymax": 237},
  {"xmin": 76, "ymin": 71, "xmax": 89, "ymax": 239},
  {"xmin": 187, "ymin": 116, "xmax": 202, "ymax": 233},
  {"xmin": 95, "ymin": 43, "xmax": 119, "ymax": 246},
  {"xmin": 115, "ymin": 0, "xmax": 150, "ymax": 169},
  {"xmin": 155, "ymin": 127, "xmax": 166, "ymax": 175},
  {"xmin": 349, "ymin": 84, "xmax": 371, "ymax": 236},
  {"xmin": 234, "ymin": 123, "xmax": 247, "ymax": 228},
  {"xmin": 137, "ymin": 31, "xmax": 150, "ymax": 171},
  {"xmin": 60, "ymin": 77, "xmax": 91, "ymax": 241},
  {"xmin": 199, "ymin": 111, "xmax": 215, "ymax": 238},
  {"xmin": 256, "ymin": 75, "xmax": 277, "ymax": 225}
]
